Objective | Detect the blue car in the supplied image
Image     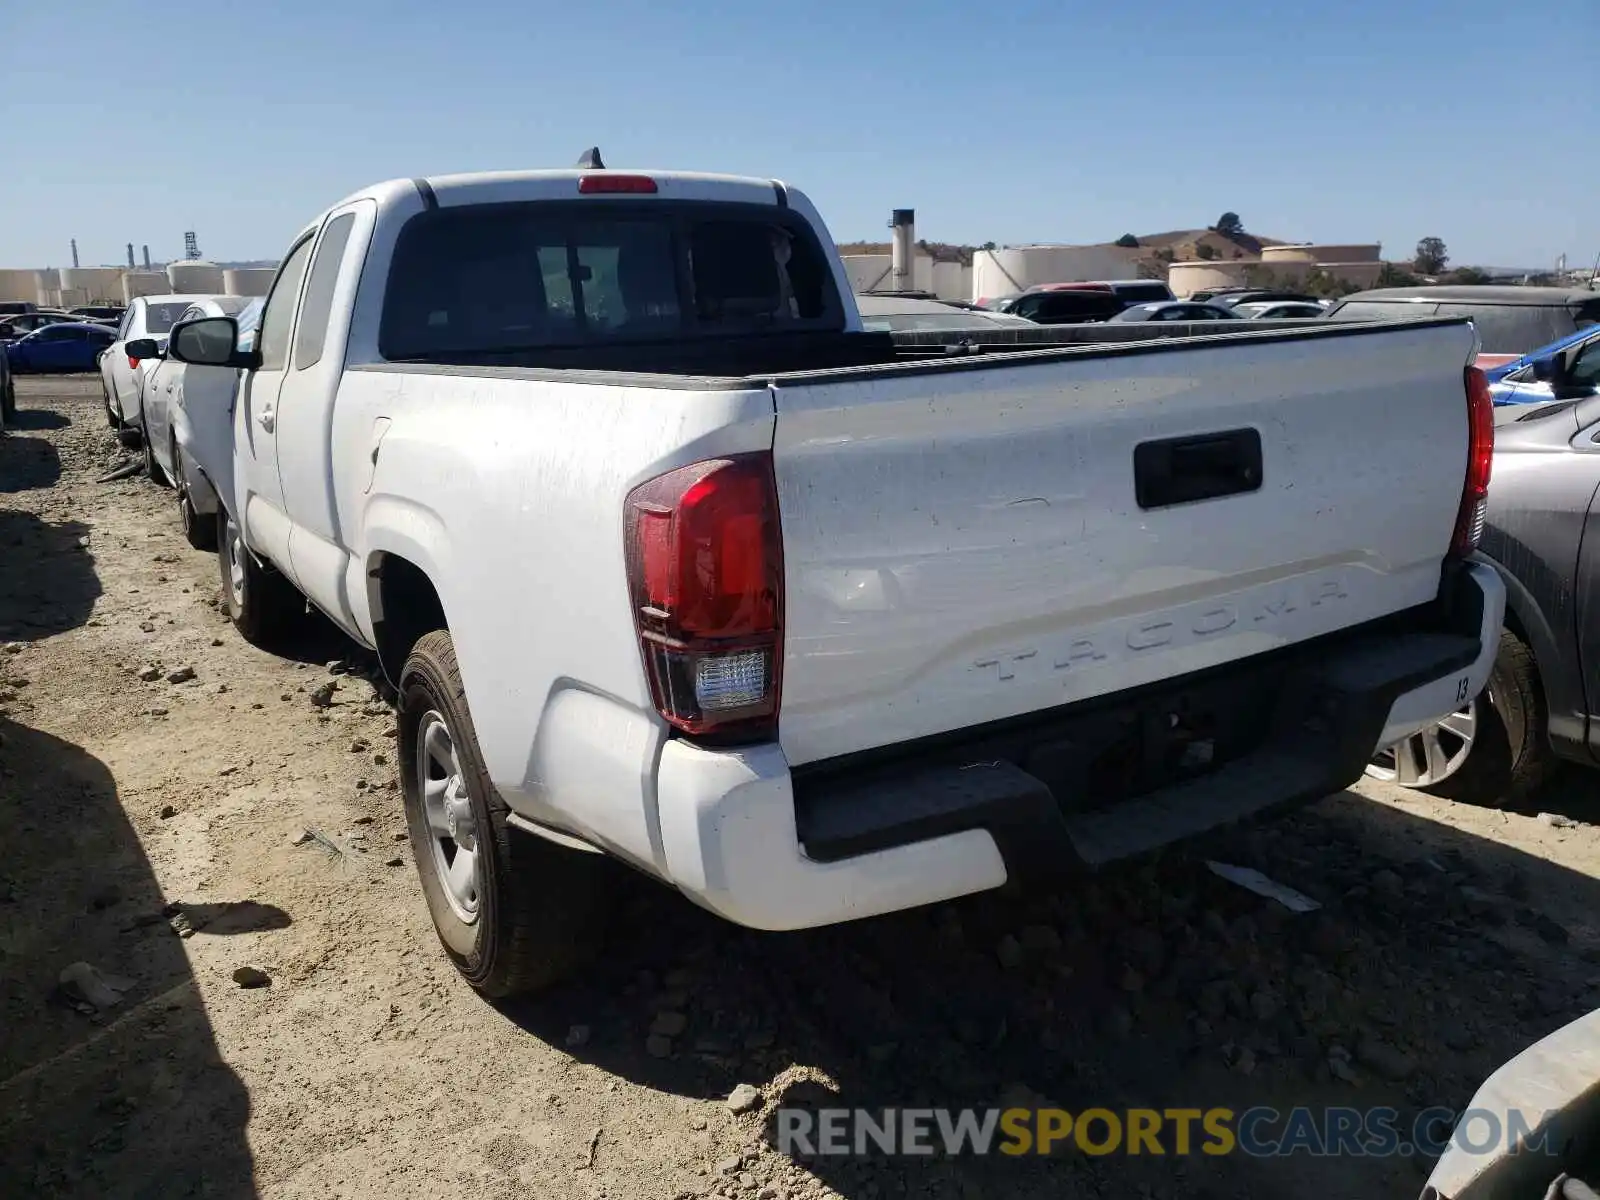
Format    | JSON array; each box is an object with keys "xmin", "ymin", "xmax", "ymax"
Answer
[
  {"xmin": 1487, "ymin": 323, "xmax": 1600, "ymax": 405},
  {"xmin": 5, "ymin": 321, "xmax": 117, "ymax": 373}
]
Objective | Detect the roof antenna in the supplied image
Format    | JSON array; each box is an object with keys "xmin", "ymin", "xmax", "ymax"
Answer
[{"xmin": 576, "ymin": 147, "xmax": 605, "ymax": 170}]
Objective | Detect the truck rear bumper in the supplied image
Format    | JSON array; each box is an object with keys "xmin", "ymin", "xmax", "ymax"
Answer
[{"xmin": 656, "ymin": 561, "xmax": 1503, "ymax": 930}]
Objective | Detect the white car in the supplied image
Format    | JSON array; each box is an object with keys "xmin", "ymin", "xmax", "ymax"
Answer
[
  {"xmin": 138, "ymin": 296, "xmax": 261, "ymax": 548},
  {"xmin": 1233, "ymin": 301, "xmax": 1330, "ymax": 320},
  {"xmin": 99, "ymin": 295, "xmax": 215, "ymax": 444},
  {"xmin": 156, "ymin": 162, "xmax": 1502, "ymax": 998}
]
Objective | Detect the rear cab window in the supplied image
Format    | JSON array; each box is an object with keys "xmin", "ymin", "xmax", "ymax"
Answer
[
  {"xmin": 1433, "ymin": 304, "xmax": 1576, "ymax": 352},
  {"xmin": 294, "ymin": 213, "xmax": 358, "ymax": 370},
  {"xmin": 143, "ymin": 302, "xmax": 194, "ymax": 336},
  {"xmin": 378, "ymin": 201, "xmax": 843, "ymax": 361}
]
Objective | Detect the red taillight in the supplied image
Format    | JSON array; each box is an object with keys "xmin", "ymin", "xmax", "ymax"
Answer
[
  {"xmin": 625, "ymin": 454, "xmax": 783, "ymax": 740},
  {"xmin": 127, "ymin": 355, "xmax": 140, "ymax": 369},
  {"xmin": 1452, "ymin": 366, "xmax": 1495, "ymax": 557},
  {"xmin": 577, "ymin": 174, "xmax": 658, "ymax": 195}
]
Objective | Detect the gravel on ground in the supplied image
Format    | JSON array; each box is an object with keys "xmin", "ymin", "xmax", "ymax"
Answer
[{"xmin": 4, "ymin": 376, "xmax": 1600, "ymax": 1199}]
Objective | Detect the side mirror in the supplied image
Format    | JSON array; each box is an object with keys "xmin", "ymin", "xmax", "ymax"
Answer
[
  {"xmin": 125, "ymin": 337, "xmax": 162, "ymax": 360},
  {"xmin": 1530, "ymin": 355, "xmax": 1563, "ymax": 385},
  {"xmin": 167, "ymin": 316, "xmax": 259, "ymax": 370}
]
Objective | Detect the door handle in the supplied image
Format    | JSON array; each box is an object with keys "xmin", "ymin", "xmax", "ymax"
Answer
[{"xmin": 257, "ymin": 406, "xmax": 275, "ymax": 433}]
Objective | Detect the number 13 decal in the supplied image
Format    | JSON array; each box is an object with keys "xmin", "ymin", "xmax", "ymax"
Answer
[{"xmin": 1456, "ymin": 676, "xmax": 1471, "ymax": 704}]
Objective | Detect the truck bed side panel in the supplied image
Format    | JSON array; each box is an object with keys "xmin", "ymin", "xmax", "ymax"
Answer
[{"xmin": 333, "ymin": 366, "xmax": 775, "ymax": 872}]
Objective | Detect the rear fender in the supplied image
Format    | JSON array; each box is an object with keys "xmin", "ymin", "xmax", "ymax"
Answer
[{"xmin": 1479, "ymin": 549, "xmax": 1587, "ymax": 754}]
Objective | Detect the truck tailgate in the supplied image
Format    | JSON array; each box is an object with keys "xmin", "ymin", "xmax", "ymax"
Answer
[{"xmin": 769, "ymin": 321, "xmax": 1478, "ymax": 767}]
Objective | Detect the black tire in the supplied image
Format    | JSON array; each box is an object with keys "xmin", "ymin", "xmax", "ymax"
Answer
[
  {"xmin": 141, "ymin": 417, "xmax": 169, "ymax": 486},
  {"xmin": 1, "ymin": 379, "xmax": 15, "ymax": 424},
  {"xmin": 1417, "ymin": 629, "xmax": 1556, "ymax": 807},
  {"xmin": 117, "ymin": 424, "xmax": 142, "ymax": 450},
  {"xmin": 217, "ymin": 507, "xmax": 301, "ymax": 647},
  {"xmin": 399, "ymin": 629, "xmax": 611, "ymax": 997},
  {"xmin": 175, "ymin": 447, "xmax": 216, "ymax": 551},
  {"xmin": 103, "ymin": 383, "xmax": 119, "ymax": 429}
]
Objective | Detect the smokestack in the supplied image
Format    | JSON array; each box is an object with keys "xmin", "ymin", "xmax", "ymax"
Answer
[
  {"xmin": 71, "ymin": 238, "xmax": 80, "ymax": 268},
  {"xmin": 890, "ymin": 209, "xmax": 915, "ymax": 293},
  {"xmin": 127, "ymin": 243, "xmax": 135, "ymax": 269},
  {"xmin": 142, "ymin": 244, "xmax": 151, "ymax": 270}
]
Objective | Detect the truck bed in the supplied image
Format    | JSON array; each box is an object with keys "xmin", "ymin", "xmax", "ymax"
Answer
[{"xmin": 370, "ymin": 315, "xmax": 1428, "ymax": 386}]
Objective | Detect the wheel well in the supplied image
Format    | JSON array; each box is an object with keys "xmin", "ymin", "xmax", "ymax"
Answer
[
  {"xmin": 372, "ymin": 554, "xmax": 447, "ymax": 683},
  {"xmin": 1502, "ymin": 602, "xmax": 1529, "ymax": 649}
]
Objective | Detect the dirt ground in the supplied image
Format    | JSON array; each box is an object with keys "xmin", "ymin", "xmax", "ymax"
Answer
[{"xmin": 4, "ymin": 375, "xmax": 1600, "ymax": 1200}]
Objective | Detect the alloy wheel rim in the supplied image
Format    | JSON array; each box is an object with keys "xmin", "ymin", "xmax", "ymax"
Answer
[
  {"xmin": 417, "ymin": 710, "xmax": 481, "ymax": 924},
  {"xmin": 1365, "ymin": 698, "xmax": 1478, "ymax": 787},
  {"xmin": 225, "ymin": 518, "xmax": 246, "ymax": 607}
]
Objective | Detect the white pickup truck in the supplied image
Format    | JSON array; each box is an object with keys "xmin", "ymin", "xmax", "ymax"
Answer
[{"xmin": 146, "ymin": 162, "xmax": 1504, "ymax": 996}]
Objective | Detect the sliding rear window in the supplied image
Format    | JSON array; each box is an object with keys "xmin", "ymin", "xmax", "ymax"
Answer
[{"xmin": 379, "ymin": 200, "xmax": 843, "ymax": 360}]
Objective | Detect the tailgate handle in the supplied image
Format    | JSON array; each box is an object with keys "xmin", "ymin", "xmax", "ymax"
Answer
[{"xmin": 1134, "ymin": 428, "xmax": 1262, "ymax": 509}]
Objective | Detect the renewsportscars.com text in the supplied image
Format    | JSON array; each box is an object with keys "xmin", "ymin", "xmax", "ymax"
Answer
[{"xmin": 776, "ymin": 1106, "xmax": 1559, "ymax": 1159}]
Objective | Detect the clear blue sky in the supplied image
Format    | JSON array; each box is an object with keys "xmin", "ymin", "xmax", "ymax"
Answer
[{"xmin": 2, "ymin": 0, "xmax": 1593, "ymax": 270}]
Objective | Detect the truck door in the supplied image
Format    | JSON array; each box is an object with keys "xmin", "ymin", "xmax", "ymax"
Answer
[
  {"xmin": 234, "ymin": 234, "xmax": 315, "ymax": 578},
  {"xmin": 271, "ymin": 201, "xmax": 373, "ymax": 638}
]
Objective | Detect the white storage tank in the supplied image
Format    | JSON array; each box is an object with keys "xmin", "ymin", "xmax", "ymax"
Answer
[
  {"xmin": 841, "ymin": 254, "xmax": 893, "ymax": 293},
  {"xmin": 33, "ymin": 270, "xmax": 61, "ymax": 307},
  {"xmin": 58, "ymin": 267, "xmax": 125, "ymax": 305},
  {"xmin": 972, "ymin": 245, "xmax": 1143, "ymax": 304},
  {"xmin": 222, "ymin": 267, "xmax": 276, "ymax": 297},
  {"xmin": 0, "ymin": 268, "xmax": 37, "ymax": 303},
  {"xmin": 167, "ymin": 260, "xmax": 225, "ymax": 293},
  {"xmin": 930, "ymin": 260, "xmax": 971, "ymax": 303},
  {"xmin": 122, "ymin": 271, "xmax": 170, "ymax": 302}
]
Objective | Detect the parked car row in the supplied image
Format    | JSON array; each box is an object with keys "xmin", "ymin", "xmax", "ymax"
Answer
[{"xmin": 974, "ymin": 281, "xmax": 1331, "ymax": 327}]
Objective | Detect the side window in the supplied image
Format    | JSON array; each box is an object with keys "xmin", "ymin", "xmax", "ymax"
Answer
[
  {"xmin": 1570, "ymin": 338, "xmax": 1600, "ymax": 389},
  {"xmin": 116, "ymin": 306, "xmax": 136, "ymax": 340},
  {"xmin": 293, "ymin": 214, "xmax": 357, "ymax": 370},
  {"xmin": 258, "ymin": 237, "xmax": 316, "ymax": 372}
]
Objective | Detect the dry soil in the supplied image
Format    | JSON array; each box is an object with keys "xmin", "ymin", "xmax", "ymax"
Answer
[{"xmin": 3, "ymin": 376, "xmax": 1600, "ymax": 1200}]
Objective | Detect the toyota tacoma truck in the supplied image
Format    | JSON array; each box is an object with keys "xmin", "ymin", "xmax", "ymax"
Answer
[{"xmin": 145, "ymin": 160, "xmax": 1505, "ymax": 996}]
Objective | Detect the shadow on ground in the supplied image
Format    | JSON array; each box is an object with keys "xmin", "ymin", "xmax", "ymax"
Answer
[
  {"xmin": 0, "ymin": 428, "xmax": 63, "ymax": 492},
  {"xmin": 0, "ymin": 510, "xmax": 100, "ymax": 641},
  {"xmin": 0, "ymin": 718, "xmax": 256, "ymax": 1199},
  {"xmin": 5, "ymin": 408, "xmax": 72, "ymax": 431},
  {"xmin": 503, "ymin": 792, "xmax": 1600, "ymax": 1200}
]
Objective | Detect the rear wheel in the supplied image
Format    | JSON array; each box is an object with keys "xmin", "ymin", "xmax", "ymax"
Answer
[
  {"xmin": 2, "ymin": 378, "xmax": 17, "ymax": 424},
  {"xmin": 174, "ymin": 446, "xmax": 216, "ymax": 551},
  {"xmin": 217, "ymin": 508, "xmax": 301, "ymax": 647},
  {"xmin": 1366, "ymin": 629, "xmax": 1556, "ymax": 807},
  {"xmin": 103, "ymin": 382, "xmax": 119, "ymax": 429},
  {"xmin": 141, "ymin": 417, "xmax": 169, "ymax": 486},
  {"xmin": 399, "ymin": 629, "xmax": 611, "ymax": 997}
]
